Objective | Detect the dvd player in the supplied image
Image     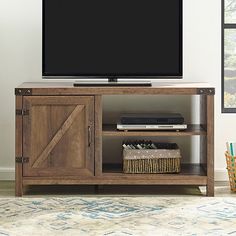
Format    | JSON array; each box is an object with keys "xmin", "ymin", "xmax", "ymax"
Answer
[
  {"xmin": 120, "ymin": 113, "xmax": 184, "ymax": 125},
  {"xmin": 117, "ymin": 123, "xmax": 187, "ymax": 131}
]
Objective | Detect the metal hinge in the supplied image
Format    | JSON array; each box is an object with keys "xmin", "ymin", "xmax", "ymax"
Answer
[
  {"xmin": 15, "ymin": 157, "xmax": 29, "ymax": 163},
  {"xmin": 16, "ymin": 109, "xmax": 29, "ymax": 116}
]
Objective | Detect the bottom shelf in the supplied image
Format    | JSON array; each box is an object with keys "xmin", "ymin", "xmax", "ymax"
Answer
[
  {"xmin": 22, "ymin": 163, "xmax": 208, "ymax": 187},
  {"xmin": 101, "ymin": 163, "xmax": 207, "ymax": 185},
  {"xmin": 103, "ymin": 163, "xmax": 206, "ymax": 176},
  {"xmin": 22, "ymin": 164, "xmax": 207, "ymax": 187}
]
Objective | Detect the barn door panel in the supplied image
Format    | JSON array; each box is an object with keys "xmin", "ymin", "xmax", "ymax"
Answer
[{"xmin": 22, "ymin": 96, "xmax": 94, "ymax": 177}]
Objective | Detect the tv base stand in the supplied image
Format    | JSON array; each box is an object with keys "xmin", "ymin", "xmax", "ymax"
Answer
[
  {"xmin": 15, "ymin": 82, "xmax": 214, "ymax": 196},
  {"xmin": 73, "ymin": 79, "xmax": 152, "ymax": 87}
]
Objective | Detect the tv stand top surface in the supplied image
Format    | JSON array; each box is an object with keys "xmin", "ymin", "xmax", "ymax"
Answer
[{"xmin": 15, "ymin": 82, "xmax": 215, "ymax": 96}]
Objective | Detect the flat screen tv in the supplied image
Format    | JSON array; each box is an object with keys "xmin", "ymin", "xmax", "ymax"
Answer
[{"xmin": 43, "ymin": 0, "xmax": 182, "ymax": 79}]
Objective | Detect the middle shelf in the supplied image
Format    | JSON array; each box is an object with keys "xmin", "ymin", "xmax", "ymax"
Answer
[{"xmin": 102, "ymin": 124, "xmax": 206, "ymax": 137}]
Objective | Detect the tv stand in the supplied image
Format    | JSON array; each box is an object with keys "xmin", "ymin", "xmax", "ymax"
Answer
[
  {"xmin": 15, "ymin": 82, "xmax": 214, "ymax": 196},
  {"xmin": 73, "ymin": 78, "xmax": 152, "ymax": 87}
]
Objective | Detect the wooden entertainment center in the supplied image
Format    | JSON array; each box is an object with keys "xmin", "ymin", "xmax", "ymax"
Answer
[{"xmin": 15, "ymin": 82, "xmax": 214, "ymax": 196}]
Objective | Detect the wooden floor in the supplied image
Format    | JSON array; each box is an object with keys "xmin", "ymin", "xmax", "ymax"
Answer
[{"xmin": 0, "ymin": 181, "xmax": 234, "ymax": 197}]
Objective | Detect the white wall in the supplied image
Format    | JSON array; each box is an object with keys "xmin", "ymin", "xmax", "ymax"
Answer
[{"xmin": 0, "ymin": 0, "xmax": 230, "ymax": 180}]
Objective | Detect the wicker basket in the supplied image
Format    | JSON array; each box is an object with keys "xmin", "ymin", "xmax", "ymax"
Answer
[
  {"xmin": 225, "ymin": 152, "xmax": 236, "ymax": 192},
  {"xmin": 123, "ymin": 147, "xmax": 181, "ymax": 174}
]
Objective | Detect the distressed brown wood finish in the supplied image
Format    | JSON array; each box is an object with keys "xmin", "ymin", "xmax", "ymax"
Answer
[
  {"xmin": 22, "ymin": 164, "xmax": 207, "ymax": 185},
  {"xmin": 15, "ymin": 83, "xmax": 214, "ymax": 196},
  {"xmin": 94, "ymin": 96, "xmax": 103, "ymax": 176},
  {"xmin": 15, "ymin": 96, "xmax": 23, "ymax": 196},
  {"xmin": 16, "ymin": 82, "xmax": 214, "ymax": 95},
  {"xmin": 200, "ymin": 96, "xmax": 207, "ymax": 174},
  {"xmin": 22, "ymin": 96, "xmax": 94, "ymax": 177},
  {"xmin": 206, "ymin": 95, "xmax": 214, "ymax": 196},
  {"xmin": 32, "ymin": 105, "xmax": 85, "ymax": 168}
]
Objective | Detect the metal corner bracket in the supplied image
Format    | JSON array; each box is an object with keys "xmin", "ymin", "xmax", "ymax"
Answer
[
  {"xmin": 197, "ymin": 88, "xmax": 215, "ymax": 95},
  {"xmin": 15, "ymin": 88, "xmax": 32, "ymax": 96}
]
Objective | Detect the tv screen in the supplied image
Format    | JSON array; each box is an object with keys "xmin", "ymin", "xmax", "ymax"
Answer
[{"xmin": 43, "ymin": 0, "xmax": 182, "ymax": 78}]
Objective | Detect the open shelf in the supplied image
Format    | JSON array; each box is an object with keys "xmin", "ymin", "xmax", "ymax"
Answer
[
  {"xmin": 102, "ymin": 124, "xmax": 206, "ymax": 137},
  {"xmin": 101, "ymin": 163, "xmax": 207, "ymax": 185}
]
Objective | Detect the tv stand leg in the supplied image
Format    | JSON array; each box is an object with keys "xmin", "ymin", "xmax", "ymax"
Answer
[
  {"xmin": 206, "ymin": 95, "xmax": 214, "ymax": 197},
  {"xmin": 206, "ymin": 183, "xmax": 214, "ymax": 197},
  {"xmin": 15, "ymin": 95, "xmax": 23, "ymax": 197},
  {"xmin": 15, "ymin": 163, "xmax": 23, "ymax": 197}
]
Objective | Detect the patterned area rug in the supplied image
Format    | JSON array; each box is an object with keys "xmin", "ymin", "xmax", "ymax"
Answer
[{"xmin": 0, "ymin": 197, "xmax": 236, "ymax": 236}]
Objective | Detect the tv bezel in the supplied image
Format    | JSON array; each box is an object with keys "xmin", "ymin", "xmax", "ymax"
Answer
[{"xmin": 42, "ymin": 0, "xmax": 183, "ymax": 79}]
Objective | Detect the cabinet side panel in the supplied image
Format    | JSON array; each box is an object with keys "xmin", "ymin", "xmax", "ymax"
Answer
[
  {"xmin": 95, "ymin": 95, "xmax": 102, "ymax": 176},
  {"xmin": 200, "ymin": 95, "xmax": 207, "ymax": 173},
  {"xmin": 15, "ymin": 96, "xmax": 23, "ymax": 196},
  {"xmin": 207, "ymin": 95, "xmax": 214, "ymax": 196}
]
